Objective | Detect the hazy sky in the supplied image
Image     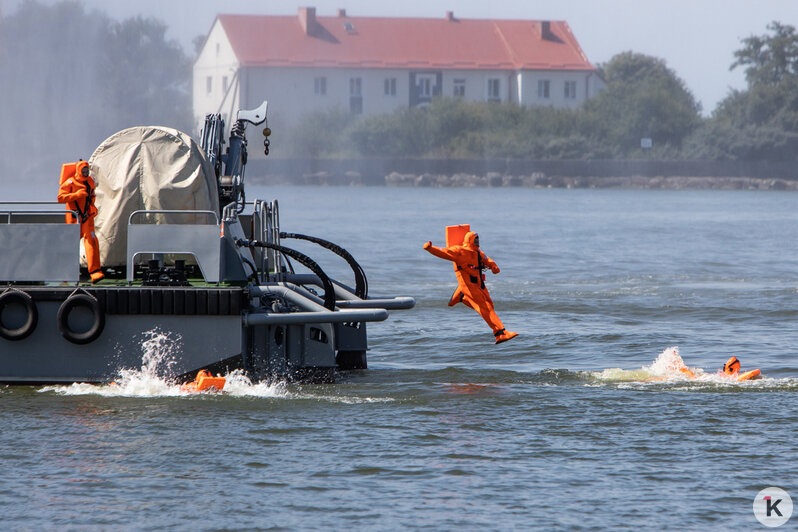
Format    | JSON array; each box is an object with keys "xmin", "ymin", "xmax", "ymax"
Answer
[{"xmin": 3, "ymin": 0, "xmax": 797, "ymax": 114}]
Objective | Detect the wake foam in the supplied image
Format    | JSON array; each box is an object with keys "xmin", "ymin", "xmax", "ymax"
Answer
[
  {"xmin": 589, "ymin": 345, "xmax": 795, "ymax": 389},
  {"xmin": 592, "ymin": 346, "xmax": 703, "ymax": 382},
  {"xmin": 39, "ymin": 328, "xmax": 392, "ymax": 402},
  {"xmin": 39, "ymin": 328, "xmax": 290, "ymax": 398},
  {"xmin": 42, "ymin": 368, "xmax": 291, "ymax": 399}
]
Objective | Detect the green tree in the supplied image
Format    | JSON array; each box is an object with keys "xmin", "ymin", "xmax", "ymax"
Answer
[
  {"xmin": 349, "ymin": 108, "xmax": 430, "ymax": 157},
  {"xmin": 101, "ymin": 15, "xmax": 193, "ymax": 132},
  {"xmin": 732, "ymin": 21, "xmax": 798, "ymax": 86},
  {"xmin": 725, "ymin": 21, "xmax": 798, "ymax": 130},
  {"xmin": 689, "ymin": 21, "xmax": 798, "ymax": 160},
  {"xmin": 0, "ymin": 1, "xmax": 110, "ymax": 179},
  {"xmin": 583, "ymin": 52, "xmax": 701, "ymax": 156},
  {"xmin": 284, "ymin": 107, "xmax": 357, "ymax": 158},
  {"xmin": 0, "ymin": 1, "xmax": 193, "ymax": 184}
]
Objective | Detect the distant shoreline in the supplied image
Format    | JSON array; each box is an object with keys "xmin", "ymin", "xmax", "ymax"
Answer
[
  {"xmin": 248, "ymin": 158, "xmax": 798, "ymax": 190},
  {"xmin": 252, "ymin": 172, "xmax": 798, "ymax": 190}
]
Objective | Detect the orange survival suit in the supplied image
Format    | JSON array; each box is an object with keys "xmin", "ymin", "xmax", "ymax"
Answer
[
  {"xmin": 723, "ymin": 356, "xmax": 741, "ymax": 376},
  {"xmin": 423, "ymin": 231, "xmax": 518, "ymax": 344},
  {"xmin": 57, "ymin": 160, "xmax": 104, "ymax": 282}
]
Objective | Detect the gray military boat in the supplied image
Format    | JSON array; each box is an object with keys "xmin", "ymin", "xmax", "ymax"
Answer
[{"xmin": 0, "ymin": 102, "xmax": 413, "ymax": 384}]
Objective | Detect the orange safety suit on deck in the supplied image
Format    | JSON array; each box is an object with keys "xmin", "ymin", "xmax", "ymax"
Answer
[
  {"xmin": 423, "ymin": 231, "xmax": 517, "ymax": 344},
  {"xmin": 57, "ymin": 160, "xmax": 104, "ymax": 282}
]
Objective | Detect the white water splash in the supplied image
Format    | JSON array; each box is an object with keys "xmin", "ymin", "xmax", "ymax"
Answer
[
  {"xmin": 591, "ymin": 345, "xmax": 793, "ymax": 388},
  {"xmin": 646, "ymin": 346, "xmax": 693, "ymax": 375},
  {"xmin": 41, "ymin": 328, "xmax": 288, "ymax": 397},
  {"xmin": 592, "ymin": 346, "xmax": 696, "ymax": 382},
  {"xmin": 42, "ymin": 370, "xmax": 393, "ymax": 401},
  {"xmin": 39, "ymin": 328, "xmax": 391, "ymax": 402},
  {"xmin": 138, "ymin": 328, "xmax": 181, "ymax": 378},
  {"xmin": 42, "ymin": 365, "xmax": 290, "ymax": 399}
]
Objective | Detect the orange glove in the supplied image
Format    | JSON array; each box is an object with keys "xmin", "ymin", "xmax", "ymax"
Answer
[
  {"xmin": 423, "ymin": 241, "xmax": 432, "ymax": 250},
  {"xmin": 491, "ymin": 265, "xmax": 500, "ymax": 274}
]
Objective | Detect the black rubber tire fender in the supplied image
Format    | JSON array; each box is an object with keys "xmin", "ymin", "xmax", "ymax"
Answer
[
  {"xmin": 0, "ymin": 290, "xmax": 38, "ymax": 341},
  {"xmin": 57, "ymin": 294, "xmax": 105, "ymax": 345}
]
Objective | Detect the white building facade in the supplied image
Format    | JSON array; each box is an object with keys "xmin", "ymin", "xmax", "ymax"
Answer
[{"xmin": 194, "ymin": 9, "xmax": 604, "ymax": 132}]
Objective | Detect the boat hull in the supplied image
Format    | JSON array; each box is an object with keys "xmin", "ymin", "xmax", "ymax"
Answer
[{"xmin": 0, "ymin": 286, "xmax": 338, "ymax": 384}]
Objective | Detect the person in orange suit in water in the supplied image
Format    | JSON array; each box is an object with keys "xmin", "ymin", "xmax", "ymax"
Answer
[
  {"xmin": 723, "ymin": 356, "xmax": 741, "ymax": 376},
  {"xmin": 423, "ymin": 231, "xmax": 518, "ymax": 344},
  {"xmin": 57, "ymin": 160, "xmax": 104, "ymax": 283}
]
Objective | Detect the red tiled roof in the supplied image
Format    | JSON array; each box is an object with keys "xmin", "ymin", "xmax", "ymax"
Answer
[{"xmin": 217, "ymin": 12, "xmax": 595, "ymax": 71}]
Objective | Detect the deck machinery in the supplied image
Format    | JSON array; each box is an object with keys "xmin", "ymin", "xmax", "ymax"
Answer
[{"xmin": 0, "ymin": 102, "xmax": 413, "ymax": 384}]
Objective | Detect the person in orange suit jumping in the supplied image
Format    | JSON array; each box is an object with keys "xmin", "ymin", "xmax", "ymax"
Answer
[
  {"xmin": 57, "ymin": 160, "xmax": 104, "ymax": 283},
  {"xmin": 423, "ymin": 231, "xmax": 518, "ymax": 344}
]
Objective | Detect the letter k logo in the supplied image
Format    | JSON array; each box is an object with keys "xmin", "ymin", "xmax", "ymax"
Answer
[
  {"xmin": 755, "ymin": 488, "xmax": 792, "ymax": 527},
  {"xmin": 765, "ymin": 496, "xmax": 783, "ymax": 517}
]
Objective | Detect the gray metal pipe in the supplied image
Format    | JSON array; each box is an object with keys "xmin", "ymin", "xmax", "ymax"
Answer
[
  {"xmin": 282, "ymin": 273, "xmax": 415, "ymax": 309},
  {"xmin": 280, "ymin": 282, "xmax": 328, "ymax": 307},
  {"xmin": 243, "ymin": 308, "xmax": 388, "ymax": 326},
  {"xmin": 335, "ymin": 297, "xmax": 416, "ymax": 310},
  {"xmin": 284, "ymin": 273, "xmax": 358, "ymax": 300},
  {"xmin": 245, "ymin": 283, "xmax": 389, "ymax": 325},
  {"xmin": 249, "ymin": 284, "xmax": 327, "ymax": 312}
]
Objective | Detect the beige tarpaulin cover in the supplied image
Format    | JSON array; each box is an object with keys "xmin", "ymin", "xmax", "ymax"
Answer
[{"xmin": 89, "ymin": 126, "xmax": 220, "ymax": 267}]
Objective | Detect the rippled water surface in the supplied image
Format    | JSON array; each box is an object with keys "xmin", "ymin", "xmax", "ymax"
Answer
[{"xmin": 2, "ymin": 187, "xmax": 798, "ymax": 530}]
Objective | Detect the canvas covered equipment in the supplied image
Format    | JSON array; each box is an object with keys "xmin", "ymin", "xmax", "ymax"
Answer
[{"xmin": 89, "ymin": 126, "xmax": 220, "ymax": 267}]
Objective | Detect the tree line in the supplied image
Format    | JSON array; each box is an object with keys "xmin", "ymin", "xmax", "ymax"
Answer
[
  {"xmin": 1, "ymin": 1, "xmax": 796, "ymax": 185},
  {"xmin": 0, "ymin": 1, "xmax": 192, "ymax": 182},
  {"xmin": 286, "ymin": 21, "xmax": 798, "ymax": 162}
]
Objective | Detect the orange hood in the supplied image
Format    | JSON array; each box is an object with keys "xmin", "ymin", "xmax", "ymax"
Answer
[
  {"xmin": 75, "ymin": 160, "xmax": 90, "ymax": 181},
  {"xmin": 463, "ymin": 231, "xmax": 479, "ymax": 250}
]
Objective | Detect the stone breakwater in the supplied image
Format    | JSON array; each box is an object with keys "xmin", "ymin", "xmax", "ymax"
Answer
[{"xmin": 259, "ymin": 170, "xmax": 798, "ymax": 190}]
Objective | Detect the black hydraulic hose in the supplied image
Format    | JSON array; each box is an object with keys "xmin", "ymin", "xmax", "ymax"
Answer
[
  {"xmin": 241, "ymin": 256, "xmax": 258, "ymax": 283},
  {"xmin": 235, "ymin": 238, "xmax": 336, "ymax": 310},
  {"xmin": 279, "ymin": 232, "xmax": 368, "ymax": 299},
  {"xmin": 283, "ymin": 254, "xmax": 296, "ymax": 274}
]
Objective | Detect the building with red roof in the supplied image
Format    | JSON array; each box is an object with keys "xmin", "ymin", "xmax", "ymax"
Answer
[{"xmin": 193, "ymin": 8, "xmax": 603, "ymax": 130}]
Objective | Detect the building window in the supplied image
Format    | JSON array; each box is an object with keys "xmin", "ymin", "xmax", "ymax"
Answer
[
  {"xmin": 206, "ymin": 76, "xmax": 212, "ymax": 94},
  {"xmin": 487, "ymin": 78, "xmax": 501, "ymax": 102},
  {"xmin": 538, "ymin": 80, "xmax": 550, "ymax": 99},
  {"xmin": 453, "ymin": 79, "xmax": 465, "ymax": 97},
  {"xmin": 564, "ymin": 81, "xmax": 576, "ymax": 99},
  {"xmin": 216, "ymin": 43, "xmax": 220, "ymax": 56},
  {"xmin": 350, "ymin": 77, "xmax": 362, "ymax": 114},
  {"xmin": 384, "ymin": 78, "xmax": 396, "ymax": 96},
  {"xmin": 417, "ymin": 76, "xmax": 433, "ymax": 99},
  {"xmin": 314, "ymin": 76, "xmax": 327, "ymax": 95},
  {"xmin": 350, "ymin": 77, "xmax": 362, "ymax": 96},
  {"xmin": 222, "ymin": 76, "xmax": 229, "ymax": 93}
]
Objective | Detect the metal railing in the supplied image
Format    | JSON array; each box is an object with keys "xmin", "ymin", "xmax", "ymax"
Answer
[
  {"xmin": 128, "ymin": 209, "xmax": 219, "ymax": 225},
  {"xmin": 0, "ymin": 202, "xmax": 76, "ymax": 224},
  {"xmin": 126, "ymin": 210, "xmax": 221, "ymax": 283}
]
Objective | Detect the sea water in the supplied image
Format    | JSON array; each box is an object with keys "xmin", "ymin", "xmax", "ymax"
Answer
[{"xmin": 1, "ymin": 186, "xmax": 797, "ymax": 530}]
